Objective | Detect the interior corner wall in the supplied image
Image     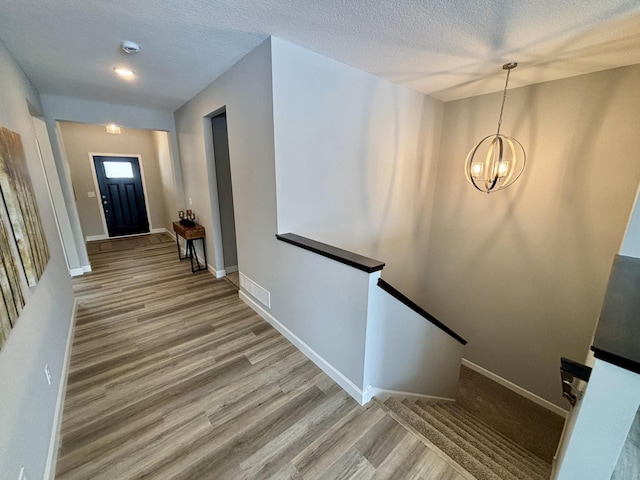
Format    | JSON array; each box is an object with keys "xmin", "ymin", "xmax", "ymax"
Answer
[
  {"xmin": 174, "ymin": 37, "xmax": 277, "ymax": 286},
  {"xmin": 270, "ymin": 37, "xmax": 444, "ymax": 301},
  {"xmin": 0, "ymin": 40, "xmax": 75, "ymax": 480},
  {"xmin": 425, "ymin": 64, "xmax": 640, "ymax": 407},
  {"xmin": 57, "ymin": 122, "xmax": 169, "ymax": 237}
]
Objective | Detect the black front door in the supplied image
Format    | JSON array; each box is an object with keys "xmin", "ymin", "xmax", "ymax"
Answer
[{"xmin": 93, "ymin": 156, "xmax": 149, "ymax": 237}]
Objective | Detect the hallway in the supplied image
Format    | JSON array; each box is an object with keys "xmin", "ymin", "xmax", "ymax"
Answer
[{"xmin": 55, "ymin": 234, "xmax": 469, "ymax": 479}]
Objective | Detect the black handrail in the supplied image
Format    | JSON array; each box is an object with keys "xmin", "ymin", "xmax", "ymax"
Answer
[
  {"xmin": 377, "ymin": 278, "xmax": 467, "ymax": 345},
  {"xmin": 276, "ymin": 233, "xmax": 385, "ymax": 273}
]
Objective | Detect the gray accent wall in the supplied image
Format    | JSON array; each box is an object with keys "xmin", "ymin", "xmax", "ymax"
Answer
[
  {"xmin": 425, "ymin": 65, "xmax": 640, "ymax": 407},
  {"xmin": 0, "ymin": 40, "xmax": 75, "ymax": 480}
]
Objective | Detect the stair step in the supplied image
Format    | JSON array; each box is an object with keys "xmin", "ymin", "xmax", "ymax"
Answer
[
  {"xmin": 431, "ymin": 401, "xmax": 552, "ymax": 472},
  {"xmin": 385, "ymin": 398, "xmax": 551, "ymax": 480},
  {"xmin": 420, "ymin": 401, "xmax": 551, "ymax": 471},
  {"xmin": 412, "ymin": 400, "xmax": 551, "ymax": 478}
]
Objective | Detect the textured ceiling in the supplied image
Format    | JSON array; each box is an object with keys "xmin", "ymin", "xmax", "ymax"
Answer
[{"xmin": 1, "ymin": 0, "xmax": 639, "ymax": 110}]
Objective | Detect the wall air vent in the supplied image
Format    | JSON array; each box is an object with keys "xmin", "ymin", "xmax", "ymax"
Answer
[{"xmin": 239, "ymin": 273, "xmax": 271, "ymax": 309}]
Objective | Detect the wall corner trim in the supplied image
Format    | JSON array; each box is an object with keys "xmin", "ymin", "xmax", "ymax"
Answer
[{"xmin": 239, "ymin": 290, "xmax": 366, "ymax": 405}]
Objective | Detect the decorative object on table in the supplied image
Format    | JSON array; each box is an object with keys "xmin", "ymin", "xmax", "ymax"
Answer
[
  {"xmin": 179, "ymin": 209, "xmax": 196, "ymax": 227},
  {"xmin": 464, "ymin": 62, "xmax": 526, "ymax": 194},
  {"xmin": 0, "ymin": 126, "xmax": 50, "ymax": 286},
  {"xmin": 0, "ymin": 214, "xmax": 24, "ymax": 350}
]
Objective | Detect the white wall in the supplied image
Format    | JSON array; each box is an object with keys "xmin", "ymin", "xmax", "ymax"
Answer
[
  {"xmin": 271, "ymin": 38, "xmax": 443, "ymax": 302},
  {"xmin": 365, "ymin": 284, "xmax": 464, "ymax": 399},
  {"xmin": 40, "ymin": 95, "xmax": 185, "ymax": 266},
  {"xmin": 424, "ymin": 65, "xmax": 640, "ymax": 407},
  {"xmin": 57, "ymin": 122, "xmax": 169, "ymax": 237},
  {"xmin": 0, "ymin": 40, "xmax": 76, "ymax": 480},
  {"xmin": 555, "ymin": 360, "xmax": 640, "ymax": 480}
]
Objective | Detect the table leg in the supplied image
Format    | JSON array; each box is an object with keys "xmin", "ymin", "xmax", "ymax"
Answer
[
  {"xmin": 202, "ymin": 238, "xmax": 207, "ymax": 272},
  {"xmin": 176, "ymin": 233, "xmax": 183, "ymax": 260}
]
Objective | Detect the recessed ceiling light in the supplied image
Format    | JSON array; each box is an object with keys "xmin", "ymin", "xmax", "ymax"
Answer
[{"xmin": 113, "ymin": 67, "xmax": 135, "ymax": 78}]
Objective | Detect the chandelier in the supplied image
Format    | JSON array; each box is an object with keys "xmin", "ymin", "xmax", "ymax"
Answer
[{"xmin": 465, "ymin": 62, "xmax": 526, "ymax": 193}]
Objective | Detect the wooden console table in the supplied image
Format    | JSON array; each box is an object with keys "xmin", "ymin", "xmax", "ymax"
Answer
[{"xmin": 172, "ymin": 221, "xmax": 207, "ymax": 273}]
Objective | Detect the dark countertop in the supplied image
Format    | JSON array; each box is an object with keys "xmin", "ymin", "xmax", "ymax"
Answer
[{"xmin": 591, "ymin": 255, "xmax": 640, "ymax": 375}]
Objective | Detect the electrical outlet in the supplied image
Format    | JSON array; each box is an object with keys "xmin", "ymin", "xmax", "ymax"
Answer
[
  {"xmin": 188, "ymin": 197, "xmax": 193, "ymax": 206},
  {"xmin": 18, "ymin": 465, "xmax": 28, "ymax": 480},
  {"xmin": 44, "ymin": 364, "xmax": 52, "ymax": 385}
]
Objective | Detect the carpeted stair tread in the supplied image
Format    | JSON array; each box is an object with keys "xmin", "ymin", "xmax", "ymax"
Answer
[
  {"xmin": 385, "ymin": 397, "xmax": 551, "ymax": 480},
  {"xmin": 416, "ymin": 401, "xmax": 551, "ymax": 478},
  {"xmin": 413, "ymin": 401, "xmax": 549, "ymax": 477},
  {"xmin": 412, "ymin": 400, "xmax": 551, "ymax": 478},
  {"xmin": 403, "ymin": 400, "xmax": 546, "ymax": 480},
  {"xmin": 385, "ymin": 398, "xmax": 525, "ymax": 480},
  {"xmin": 430, "ymin": 401, "xmax": 552, "ymax": 473}
]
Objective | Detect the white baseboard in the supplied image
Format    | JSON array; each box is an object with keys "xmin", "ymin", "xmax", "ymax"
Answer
[
  {"xmin": 365, "ymin": 387, "xmax": 456, "ymax": 405},
  {"xmin": 85, "ymin": 234, "xmax": 108, "ymax": 242},
  {"xmin": 209, "ymin": 265, "xmax": 225, "ymax": 278},
  {"xmin": 239, "ymin": 290, "xmax": 366, "ymax": 405},
  {"xmin": 462, "ymin": 359, "xmax": 568, "ymax": 418},
  {"xmin": 69, "ymin": 264, "xmax": 92, "ymax": 277},
  {"xmin": 225, "ymin": 265, "xmax": 238, "ymax": 273},
  {"xmin": 86, "ymin": 229, "xmax": 167, "ymax": 242},
  {"xmin": 44, "ymin": 299, "xmax": 78, "ymax": 480}
]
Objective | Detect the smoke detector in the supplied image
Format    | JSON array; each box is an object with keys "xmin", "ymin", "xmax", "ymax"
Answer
[{"xmin": 121, "ymin": 41, "xmax": 141, "ymax": 54}]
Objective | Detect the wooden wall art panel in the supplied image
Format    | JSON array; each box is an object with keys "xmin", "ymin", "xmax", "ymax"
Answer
[{"xmin": 0, "ymin": 126, "xmax": 50, "ymax": 287}]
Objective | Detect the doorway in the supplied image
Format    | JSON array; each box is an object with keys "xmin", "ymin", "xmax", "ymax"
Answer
[
  {"xmin": 92, "ymin": 155, "xmax": 149, "ymax": 237},
  {"xmin": 211, "ymin": 111, "xmax": 238, "ymax": 274}
]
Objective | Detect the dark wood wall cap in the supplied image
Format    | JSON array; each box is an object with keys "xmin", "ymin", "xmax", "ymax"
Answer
[
  {"xmin": 591, "ymin": 254, "xmax": 640, "ymax": 375},
  {"xmin": 276, "ymin": 233, "xmax": 385, "ymax": 273},
  {"xmin": 377, "ymin": 278, "xmax": 467, "ymax": 345}
]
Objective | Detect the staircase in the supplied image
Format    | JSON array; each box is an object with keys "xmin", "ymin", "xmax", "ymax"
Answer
[{"xmin": 384, "ymin": 397, "xmax": 552, "ymax": 480}]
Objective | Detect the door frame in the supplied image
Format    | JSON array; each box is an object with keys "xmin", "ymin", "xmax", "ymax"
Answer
[
  {"xmin": 88, "ymin": 152, "xmax": 153, "ymax": 239},
  {"xmin": 202, "ymin": 106, "xmax": 231, "ymax": 277}
]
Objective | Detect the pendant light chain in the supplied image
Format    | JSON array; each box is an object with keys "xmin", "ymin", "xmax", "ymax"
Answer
[{"xmin": 496, "ymin": 67, "xmax": 512, "ymax": 136}]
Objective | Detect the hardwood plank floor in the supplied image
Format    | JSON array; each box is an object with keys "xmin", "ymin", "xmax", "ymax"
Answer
[{"xmin": 56, "ymin": 233, "xmax": 470, "ymax": 480}]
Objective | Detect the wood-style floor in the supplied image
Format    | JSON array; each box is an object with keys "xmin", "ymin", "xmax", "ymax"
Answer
[{"xmin": 56, "ymin": 233, "xmax": 469, "ymax": 480}]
